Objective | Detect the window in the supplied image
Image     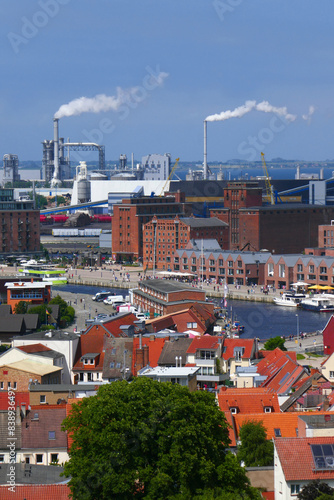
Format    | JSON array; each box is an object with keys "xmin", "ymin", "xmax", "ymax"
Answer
[
  {"xmin": 87, "ymin": 372, "xmax": 93, "ymax": 381},
  {"xmin": 291, "ymin": 484, "xmax": 300, "ymax": 495},
  {"xmin": 274, "ymin": 428, "xmax": 281, "ymax": 437},
  {"xmin": 330, "ymin": 371, "xmax": 334, "ymax": 378},
  {"xmin": 230, "ymin": 407, "xmax": 237, "ymax": 414},
  {"xmin": 309, "ymin": 265, "xmax": 315, "ymax": 273},
  {"xmin": 48, "ymin": 431, "xmax": 56, "ymax": 440},
  {"xmin": 264, "ymin": 407, "xmax": 271, "ymax": 413},
  {"xmin": 187, "ymin": 322, "xmax": 198, "ymax": 329},
  {"xmin": 297, "ymin": 264, "xmax": 303, "ymax": 272},
  {"xmin": 110, "ymin": 362, "xmax": 115, "ymax": 369},
  {"xmin": 320, "ymin": 266, "xmax": 327, "ymax": 274},
  {"xmin": 36, "ymin": 454, "xmax": 43, "ymax": 464},
  {"xmin": 40, "ymin": 395, "xmax": 46, "ymax": 404},
  {"xmin": 279, "ymin": 264, "xmax": 285, "ymax": 278},
  {"xmin": 0, "ymin": 382, "xmax": 3, "ymax": 389},
  {"xmin": 0, "ymin": 455, "xmax": 4, "ymax": 463},
  {"xmin": 7, "ymin": 382, "xmax": 11, "ymax": 389},
  {"xmin": 228, "ymin": 261, "xmax": 233, "ymax": 268},
  {"xmin": 13, "ymin": 382, "xmax": 17, "ymax": 389},
  {"xmin": 51, "ymin": 453, "xmax": 58, "ymax": 464}
]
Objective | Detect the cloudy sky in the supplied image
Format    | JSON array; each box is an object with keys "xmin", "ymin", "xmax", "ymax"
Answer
[{"xmin": 1, "ymin": 1, "xmax": 333, "ymax": 163}]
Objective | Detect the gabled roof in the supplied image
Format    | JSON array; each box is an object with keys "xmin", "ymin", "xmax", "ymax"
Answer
[
  {"xmin": 0, "ymin": 315, "xmax": 25, "ymax": 333},
  {"xmin": 222, "ymin": 338, "xmax": 255, "ymax": 360},
  {"xmin": 2, "ymin": 360, "xmax": 61, "ymax": 376},
  {"xmin": 158, "ymin": 338, "xmax": 193, "ymax": 366},
  {"xmin": 132, "ymin": 337, "xmax": 166, "ymax": 374},
  {"xmin": 0, "ymin": 305, "xmax": 11, "ymax": 316},
  {"xmin": 102, "ymin": 337, "xmax": 133, "ymax": 380},
  {"xmin": 261, "ymin": 358, "xmax": 307, "ymax": 395},
  {"xmin": 73, "ymin": 327, "xmax": 107, "ymax": 371},
  {"xmin": 281, "ymin": 372, "xmax": 329, "ymax": 411},
  {"xmin": 275, "ymin": 436, "xmax": 334, "ymax": 481},
  {"xmin": 218, "ymin": 388, "xmax": 280, "ymax": 415},
  {"xmin": 186, "ymin": 335, "xmax": 222, "ymax": 354},
  {"xmin": 17, "ymin": 343, "xmax": 52, "ymax": 354},
  {"xmin": 84, "ymin": 312, "xmax": 139, "ymax": 338},
  {"xmin": 257, "ymin": 348, "xmax": 297, "ymax": 378}
]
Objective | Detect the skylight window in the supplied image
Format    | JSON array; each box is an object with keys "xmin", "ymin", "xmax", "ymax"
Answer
[{"xmin": 274, "ymin": 428, "xmax": 281, "ymax": 437}]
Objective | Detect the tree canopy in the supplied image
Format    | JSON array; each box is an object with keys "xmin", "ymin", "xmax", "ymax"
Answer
[
  {"xmin": 237, "ymin": 420, "xmax": 274, "ymax": 467},
  {"xmin": 297, "ymin": 480, "xmax": 334, "ymax": 500},
  {"xmin": 62, "ymin": 378, "xmax": 260, "ymax": 500},
  {"xmin": 263, "ymin": 336, "xmax": 287, "ymax": 351}
]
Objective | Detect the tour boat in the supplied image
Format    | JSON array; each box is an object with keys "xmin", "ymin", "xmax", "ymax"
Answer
[
  {"xmin": 300, "ymin": 295, "xmax": 334, "ymax": 312},
  {"xmin": 273, "ymin": 292, "xmax": 306, "ymax": 308},
  {"xmin": 18, "ymin": 261, "xmax": 67, "ymax": 285}
]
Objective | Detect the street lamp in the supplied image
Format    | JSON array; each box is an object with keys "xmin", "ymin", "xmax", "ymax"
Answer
[{"xmin": 296, "ymin": 313, "xmax": 299, "ymax": 349}]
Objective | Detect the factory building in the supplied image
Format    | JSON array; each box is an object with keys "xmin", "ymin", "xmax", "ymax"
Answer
[
  {"xmin": 42, "ymin": 138, "xmax": 71, "ymax": 183},
  {"xmin": 3, "ymin": 154, "xmax": 20, "ymax": 186},
  {"xmin": 141, "ymin": 153, "xmax": 171, "ymax": 181}
]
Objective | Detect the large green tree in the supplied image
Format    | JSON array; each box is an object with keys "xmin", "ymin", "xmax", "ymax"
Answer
[
  {"xmin": 62, "ymin": 378, "xmax": 259, "ymax": 500},
  {"xmin": 237, "ymin": 420, "xmax": 274, "ymax": 467}
]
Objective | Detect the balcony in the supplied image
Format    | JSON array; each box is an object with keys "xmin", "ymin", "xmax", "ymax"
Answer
[{"xmin": 195, "ymin": 359, "xmax": 215, "ymax": 367}]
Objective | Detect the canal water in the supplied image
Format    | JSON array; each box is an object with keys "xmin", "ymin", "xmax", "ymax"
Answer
[{"xmin": 53, "ymin": 284, "xmax": 329, "ymax": 342}]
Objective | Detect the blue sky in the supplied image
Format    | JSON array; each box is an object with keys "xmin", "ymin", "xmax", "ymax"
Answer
[{"xmin": 1, "ymin": 0, "xmax": 334, "ymax": 163}]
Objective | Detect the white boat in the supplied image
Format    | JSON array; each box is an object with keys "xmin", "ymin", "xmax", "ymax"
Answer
[
  {"xmin": 18, "ymin": 261, "xmax": 67, "ymax": 285},
  {"xmin": 300, "ymin": 295, "xmax": 334, "ymax": 312},
  {"xmin": 273, "ymin": 292, "xmax": 305, "ymax": 307}
]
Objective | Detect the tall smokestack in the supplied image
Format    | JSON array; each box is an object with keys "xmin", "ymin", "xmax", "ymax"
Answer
[
  {"xmin": 204, "ymin": 120, "xmax": 207, "ymax": 180},
  {"xmin": 52, "ymin": 118, "xmax": 60, "ymax": 186}
]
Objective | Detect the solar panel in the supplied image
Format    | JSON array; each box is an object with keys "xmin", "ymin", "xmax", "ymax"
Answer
[{"xmin": 311, "ymin": 444, "xmax": 334, "ymax": 470}]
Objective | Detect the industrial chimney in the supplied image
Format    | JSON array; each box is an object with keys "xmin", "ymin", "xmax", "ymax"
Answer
[
  {"xmin": 51, "ymin": 118, "xmax": 61, "ymax": 186},
  {"xmin": 203, "ymin": 120, "xmax": 207, "ymax": 180}
]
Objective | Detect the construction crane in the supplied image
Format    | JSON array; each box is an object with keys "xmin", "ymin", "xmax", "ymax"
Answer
[
  {"xmin": 159, "ymin": 158, "xmax": 180, "ymax": 196},
  {"xmin": 261, "ymin": 152, "xmax": 275, "ymax": 205}
]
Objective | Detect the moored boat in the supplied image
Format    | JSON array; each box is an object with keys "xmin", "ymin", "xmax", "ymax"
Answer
[
  {"xmin": 18, "ymin": 261, "xmax": 67, "ymax": 285},
  {"xmin": 273, "ymin": 292, "xmax": 306, "ymax": 307},
  {"xmin": 300, "ymin": 295, "xmax": 334, "ymax": 312}
]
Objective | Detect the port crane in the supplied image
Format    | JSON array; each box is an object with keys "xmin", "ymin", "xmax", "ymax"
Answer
[
  {"xmin": 159, "ymin": 158, "xmax": 180, "ymax": 196},
  {"xmin": 261, "ymin": 152, "xmax": 275, "ymax": 205}
]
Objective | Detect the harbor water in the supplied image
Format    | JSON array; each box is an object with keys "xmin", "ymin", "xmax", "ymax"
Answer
[{"xmin": 53, "ymin": 284, "xmax": 329, "ymax": 342}]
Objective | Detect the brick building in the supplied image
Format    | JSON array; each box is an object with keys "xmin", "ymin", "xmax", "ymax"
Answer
[
  {"xmin": 0, "ymin": 360, "xmax": 61, "ymax": 392},
  {"xmin": 111, "ymin": 192, "xmax": 192, "ymax": 262},
  {"xmin": 265, "ymin": 254, "xmax": 334, "ymax": 289},
  {"xmin": 143, "ymin": 216, "xmax": 228, "ymax": 271},
  {"xmin": 0, "ymin": 188, "xmax": 40, "ymax": 255},
  {"xmin": 132, "ymin": 279, "xmax": 209, "ymax": 316},
  {"xmin": 318, "ymin": 221, "xmax": 334, "ymax": 248},
  {"xmin": 210, "ymin": 182, "xmax": 334, "ymax": 253},
  {"xmin": 173, "ymin": 240, "xmax": 268, "ymax": 285}
]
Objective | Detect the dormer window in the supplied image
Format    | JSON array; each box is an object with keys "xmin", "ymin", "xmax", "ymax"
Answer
[
  {"xmin": 264, "ymin": 407, "xmax": 271, "ymax": 413},
  {"xmin": 230, "ymin": 407, "xmax": 238, "ymax": 414}
]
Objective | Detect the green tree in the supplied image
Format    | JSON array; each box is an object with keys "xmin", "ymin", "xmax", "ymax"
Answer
[
  {"xmin": 49, "ymin": 295, "xmax": 74, "ymax": 325},
  {"xmin": 263, "ymin": 336, "xmax": 287, "ymax": 351},
  {"xmin": 297, "ymin": 480, "xmax": 334, "ymax": 500},
  {"xmin": 237, "ymin": 420, "xmax": 274, "ymax": 467},
  {"xmin": 13, "ymin": 301, "xmax": 29, "ymax": 314},
  {"xmin": 62, "ymin": 378, "xmax": 257, "ymax": 500},
  {"xmin": 28, "ymin": 304, "xmax": 52, "ymax": 326}
]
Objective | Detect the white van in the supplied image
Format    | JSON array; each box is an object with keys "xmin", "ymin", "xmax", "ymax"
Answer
[
  {"xmin": 103, "ymin": 295, "xmax": 124, "ymax": 305},
  {"xmin": 92, "ymin": 291, "xmax": 111, "ymax": 302}
]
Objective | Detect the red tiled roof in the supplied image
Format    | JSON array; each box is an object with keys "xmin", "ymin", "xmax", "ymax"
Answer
[
  {"xmin": 72, "ymin": 326, "xmax": 107, "ymax": 371},
  {"xmin": 0, "ymin": 391, "xmax": 29, "ymax": 410},
  {"xmin": 222, "ymin": 338, "xmax": 255, "ymax": 360},
  {"xmin": 132, "ymin": 337, "xmax": 166, "ymax": 374},
  {"xmin": 0, "ymin": 484, "xmax": 71, "ymax": 500},
  {"xmin": 275, "ymin": 436, "xmax": 334, "ymax": 481},
  {"xmin": 262, "ymin": 359, "xmax": 307, "ymax": 395},
  {"xmin": 17, "ymin": 343, "xmax": 52, "ymax": 353},
  {"xmin": 261, "ymin": 492, "xmax": 274, "ymax": 500},
  {"xmin": 218, "ymin": 388, "xmax": 280, "ymax": 414},
  {"xmin": 186, "ymin": 335, "xmax": 221, "ymax": 353}
]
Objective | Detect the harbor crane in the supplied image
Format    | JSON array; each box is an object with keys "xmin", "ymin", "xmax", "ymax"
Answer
[
  {"xmin": 159, "ymin": 158, "xmax": 180, "ymax": 196},
  {"xmin": 261, "ymin": 152, "xmax": 275, "ymax": 205}
]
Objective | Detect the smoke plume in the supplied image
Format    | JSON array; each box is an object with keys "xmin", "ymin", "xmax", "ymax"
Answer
[
  {"xmin": 54, "ymin": 71, "xmax": 168, "ymax": 119},
  {"xmin": 205, "ymin": 99, "xmax": 297, "ymax": 122}
]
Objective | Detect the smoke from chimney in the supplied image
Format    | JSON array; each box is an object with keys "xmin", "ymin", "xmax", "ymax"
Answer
[
  {"xmin": 54, "ymin": 72, "xmax": 168, "ymax": 119},
  {"xmin": 205, "ymin": 99, "xmax": 297, "ymax": 123}
]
